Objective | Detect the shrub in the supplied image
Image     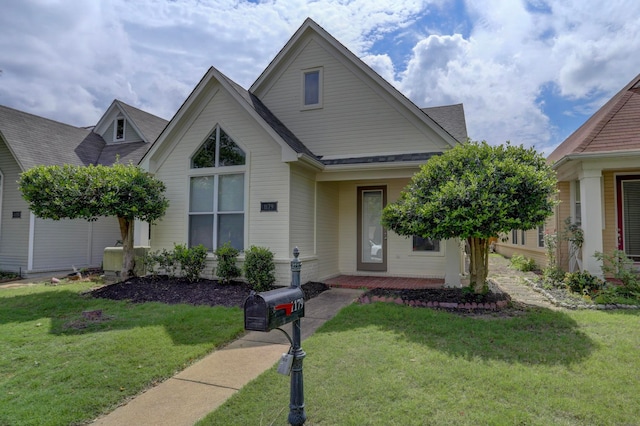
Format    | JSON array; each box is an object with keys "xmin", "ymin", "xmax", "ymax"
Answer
[
  {"xmin": 244, "ymin": 246, "xmax": 276, "ymax": 292},
  {"xmin": 542, "ymin": 266, "xmax": 566, "ymax": 287},
  {"xmin": 510, "ymin": 254, "xmax": 536, "ymax": 272},
  {"xmin": 214, "ymin": 242, "xmax": 241, "ymax": 284},
  {"xmin": 594, "ymin": 250, "xmax": 640, "ymax": 303},
  {"xmin": 595, "ymin": 250, "xmax": 640, "ymax": 290},
  {"xmin": 563, "ymin": 271, "xmax": 604, "ymax": 295},
  {"xmin": 174, "ymin": 244, "xmax": 208, "ymax": 282},
  {"xmin": 141, "ymin": 244, "xmax": 208, "ymax": 281}
]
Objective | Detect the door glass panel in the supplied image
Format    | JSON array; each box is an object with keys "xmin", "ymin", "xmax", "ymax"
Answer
[{"xmin": 362, "ymin": 190, "xmax": 383, "ymax": 264}]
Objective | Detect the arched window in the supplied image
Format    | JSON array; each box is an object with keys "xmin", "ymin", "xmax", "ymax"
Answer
[{"xmin": 188, "ymin": 126, "xmax": 246, "ymax": 251}]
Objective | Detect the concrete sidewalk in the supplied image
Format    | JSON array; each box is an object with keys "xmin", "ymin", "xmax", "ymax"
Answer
[{"xmin": 92, "ymin": 287, "xmax": 364, "ymax": 426}]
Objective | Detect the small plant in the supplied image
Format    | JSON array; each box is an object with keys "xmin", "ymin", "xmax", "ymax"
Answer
[
  {"xmin": 594, "ymin": 250, "xmax": 640, "ymax": 303},
  {"xmin": 543, "ymin": 266, "xmax": 566, "ymax": 286},
  {"xmin": 214, "ymin": 242, "xmax": 241, "ymax": 284},
  {"xmin": 563, "ymin": 271, "xmax": 604, "ymax": 295},
  {"xmin": 510, "ymin": 254, "xmax": 536, "ymax": 272},
  {"xmin": 244, "ymin": 246, "xmax": 276, "ymax": 291},
  {"xmin": 174, "ymin": 244, "xmax": 208, "ymax": 282},
  {"xmin": 0, "ymin": 270, "xmax": 21, "ymax": 281},
  {"xmin": 563, "ymin": 217, "xmax": 584, "ymax": 249},
  {"xmin": 142, "ymin": 244, "xmax": 208, "ymax": 281}
]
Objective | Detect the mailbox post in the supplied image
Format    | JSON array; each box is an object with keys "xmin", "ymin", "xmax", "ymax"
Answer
[
  {"xmin": 243, "ymin": 247, "xmax": 306, "ymax": 425},
  {"xmin": 288, "ymin": 247, "xmax": 306, "ymax": 426}
]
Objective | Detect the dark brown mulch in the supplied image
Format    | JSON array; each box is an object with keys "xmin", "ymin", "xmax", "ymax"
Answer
[
  {"xmin": 364, "ymin": 287, "xmax": 509, "ymax": 304},
  {"xmin": 90, "ymin": 275, "xmax": 329, "ymax": 308}
]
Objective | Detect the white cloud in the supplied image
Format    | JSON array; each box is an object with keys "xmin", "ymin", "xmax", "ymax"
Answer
[
  {"xmin": 393, "ymin": 0, "xmax": 640, "ymax": 151},
  {"xmin": 0, "ymin": 0, "xmax": 639, "ymax": 154}
]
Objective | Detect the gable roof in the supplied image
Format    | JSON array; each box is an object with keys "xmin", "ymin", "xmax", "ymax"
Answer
[
  {"xmin": 141, "ymin": 66, "xmax": 324, "ymax": 172},
  {"xmin": 117, "ymin": 101, "xmax": 168, "ymax": 143},
  {"xmin": 0, "ymin": 100, "xmax": 167, "ymax": 171},
  {"xmin": 94, "ymin": 99, "xmax": 168, "ymax": 144},
  {"xmin": 0, "ymin": 105, "xmax": 104, "ymax": 170},
  {"xmin": 548, "ymin": 73, "xmax": 640, "ymax": 165},
  {"xmin": 217, "ymin": 71, "xmax": 318, "ymax": 159},
  {"xmin": 250, "ymin": 18, "xmax": 461, "ymax": 149},
  {"xmin": 421, "ymin": 104, "xmax": 468, "ymax": 143}
]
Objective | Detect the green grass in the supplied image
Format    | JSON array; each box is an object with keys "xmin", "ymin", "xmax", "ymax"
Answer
[
  {"xmin": 201, "ymin": 303, "xmax": 640, "ymax": 425},
  {"xmin": 0, "ymin": 281, "xmax": 244, "ymax": 426}
]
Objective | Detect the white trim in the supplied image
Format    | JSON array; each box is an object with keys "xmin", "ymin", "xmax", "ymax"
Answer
[
  {"xmin": 28, "ymin": 212, "xmax": 35, "ymax": 271},
  {"xmin": 186, "ymin": 125, "xmax": 248, "ymax": 251}
]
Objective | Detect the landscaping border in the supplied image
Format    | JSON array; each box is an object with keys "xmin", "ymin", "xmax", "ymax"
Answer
[{"xmin": 524, "ymin": 277, "xmax": 640, "ymax": 310}]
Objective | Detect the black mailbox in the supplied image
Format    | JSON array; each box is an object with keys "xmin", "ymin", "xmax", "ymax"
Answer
[{"xmin": 244, "ymin": 286, "xmax": 305, "ymax": 332}]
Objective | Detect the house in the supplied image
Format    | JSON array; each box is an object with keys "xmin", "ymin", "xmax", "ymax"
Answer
[
  {"xmin": 496, "ymin": 72, "xmax": 640, "ymax": 276},
  {"xmin": 0, "ymin": 100, "xmax": 167, "ymax": 276},
  {"xmin": 139, "ymin": 18, "xmax": 468, "ymax": 286}
]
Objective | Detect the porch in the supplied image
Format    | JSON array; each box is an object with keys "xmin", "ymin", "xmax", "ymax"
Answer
[{"xmin": 324, "ymin": 275, "xmax": 445, "ymax": 290}]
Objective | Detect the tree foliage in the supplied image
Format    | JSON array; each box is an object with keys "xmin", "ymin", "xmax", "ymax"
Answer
[
  {"xmin": 19, "ymin": 163, "xmax": 169, "ymax": 278},
  {"xmin": 382, "ymin": 140, "xmax": 557, "ymax": 292}
]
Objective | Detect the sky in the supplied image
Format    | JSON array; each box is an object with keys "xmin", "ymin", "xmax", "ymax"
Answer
[{"xmin": 1, "ymin": 0, "xmax": 639, "ymax": 155}]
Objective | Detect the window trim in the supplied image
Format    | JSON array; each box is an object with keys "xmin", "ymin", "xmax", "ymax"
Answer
[
  {"xmin": 187, "ymin": 125, "xmax": 248, "ymax": 252},
  {"xmin": 301, "ymin": 67, "xmax": 323, "ymax": 110},
  {"xmin": 114, "ymin": 117, "xmax": 126, "ymax": 142},
  {"xmin": 573, "ymin": 180, "xmax": 582, "ymax": 226},
  {"xmin": 409, "ymin": 235, "xmax": 444, "ymax": 257}
]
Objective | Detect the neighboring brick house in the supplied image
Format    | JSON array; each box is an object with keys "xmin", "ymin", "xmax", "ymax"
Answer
[
  {"xmin": 0, "ymin": 100, "xmax": 167, "ymax": 276},
  {"xmin": 496, "ymin": 73, "xmax": 640, "ymax": 276}
]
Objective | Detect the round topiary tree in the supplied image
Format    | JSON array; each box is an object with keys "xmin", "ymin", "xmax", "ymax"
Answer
[
  {"xmin": 382, "ymin": 140, "xmax": 557, "ymax": 293},
  {"xmin": 19, "ymin": 163, "xmax": 169, "ymax": 279}
]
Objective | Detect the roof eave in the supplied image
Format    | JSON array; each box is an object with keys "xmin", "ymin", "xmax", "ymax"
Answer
[{"xmin": 553, "ymin": 149, "xmax": 640, "ymax": 169}]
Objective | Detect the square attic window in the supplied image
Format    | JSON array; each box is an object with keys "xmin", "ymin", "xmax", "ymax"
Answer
[{"xmin": 302, "ymin": 68, "xmax": 322, "ymax": 108}]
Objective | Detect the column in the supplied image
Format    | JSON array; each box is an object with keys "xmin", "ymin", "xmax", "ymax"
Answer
[{"xmin": 579, "ymin": 169, "xmax": 604, "ymax": 277}]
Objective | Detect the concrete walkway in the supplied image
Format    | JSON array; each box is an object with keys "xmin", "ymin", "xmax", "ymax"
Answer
[{"xmin": 91, "ymin": 287, "xmax": 364, "ymax": 426}]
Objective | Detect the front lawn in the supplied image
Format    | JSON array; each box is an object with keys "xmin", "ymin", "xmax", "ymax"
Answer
[
  {"xmin": 0, "ymin": 281, "xmax": 244, "ymax": 426},
  {"xmin": 202, "ymin": 303, "xmax": 640, "ymax": 425}
]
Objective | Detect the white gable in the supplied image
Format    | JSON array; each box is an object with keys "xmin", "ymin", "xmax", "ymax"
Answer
[{"xmin": 251, "ymin": 19, "xmax": 458, "ymax": 159}]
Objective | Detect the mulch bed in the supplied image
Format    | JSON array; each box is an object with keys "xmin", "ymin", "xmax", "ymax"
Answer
[
  {"xmin": 359, "ymin": 287, "xmax": 511, "ymax": 311},
  {"xmin": 90, "ymin": 275, "xmax": 329, "ymax": 308}
]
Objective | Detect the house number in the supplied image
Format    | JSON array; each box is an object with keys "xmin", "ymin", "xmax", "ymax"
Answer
[{"xmin": 260, "ymin": 202, "xmax": 278, "ymax": 212}]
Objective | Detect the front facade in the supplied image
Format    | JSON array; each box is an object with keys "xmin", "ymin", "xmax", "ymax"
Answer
[
  {"xmin": 497, "ymin": 73, "xmax": 640, "ymax": 276},
  {"xmin": 141, "ymin": 19, "xmax": 468, "ymax": 286},
  {"xmin": 0, "ymin": 101, "xmax": 167, "ymax": 276}
]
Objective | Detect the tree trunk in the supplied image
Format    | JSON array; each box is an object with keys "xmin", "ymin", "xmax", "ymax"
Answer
[
  {"xmin": 467, "ymin": 237, "xmax": 489, "ymax": 293},
  {"xmin": 118, "ymin": 217, "xmax": 135, "ymax": 279}
]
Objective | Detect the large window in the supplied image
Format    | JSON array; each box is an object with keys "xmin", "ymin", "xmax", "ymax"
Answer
[
  {"xmin": 302, "ymin": 68, "xmax": 322, "ymax": 108},
  {"xmin": 189, "ymin": 126, "xmax": 246, "ymax": 251}
]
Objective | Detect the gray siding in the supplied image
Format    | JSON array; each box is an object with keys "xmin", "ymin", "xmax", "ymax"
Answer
[
  {"xmin": 0, "ymin": 138, "xmax": 29, "ymax": 273},
  {"xmin": 103, "ymin": 118, "xmax": 144, "ymax": 144}
]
